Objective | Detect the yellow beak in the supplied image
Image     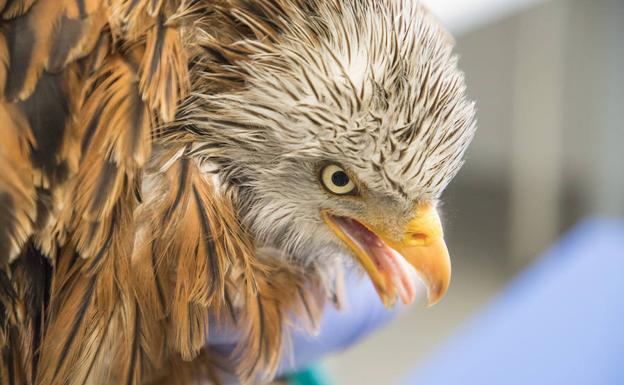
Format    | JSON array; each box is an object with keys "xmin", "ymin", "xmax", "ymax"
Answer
[{"xmin": 322, "ymin": 203, "xmax": 451, "ymax": 307}]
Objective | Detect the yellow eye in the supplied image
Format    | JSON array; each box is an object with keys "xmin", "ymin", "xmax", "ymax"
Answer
[{"xmin": 320, "ymin": 164, "xmax": 357, "ymax": 195}]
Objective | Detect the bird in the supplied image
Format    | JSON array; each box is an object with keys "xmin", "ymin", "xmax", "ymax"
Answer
[{"xmin": 0, "ymin": 0, "xmax": 476, "ymax": 384}]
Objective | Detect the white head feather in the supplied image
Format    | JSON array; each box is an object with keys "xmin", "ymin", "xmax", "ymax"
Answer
[{"xmin": 182, "ymin": 0, "xmax": 476, "ymax": 267}]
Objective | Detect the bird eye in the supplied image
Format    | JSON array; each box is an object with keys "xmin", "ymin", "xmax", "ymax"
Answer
[{"xmin": 320, "ymin": 164, "xmax": 357, "ymax": 195}]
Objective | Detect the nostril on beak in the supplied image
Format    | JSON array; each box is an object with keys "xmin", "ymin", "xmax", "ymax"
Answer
[{"xmin": 405, "ymin": 232, "xmax": 429, "ymax": 246}]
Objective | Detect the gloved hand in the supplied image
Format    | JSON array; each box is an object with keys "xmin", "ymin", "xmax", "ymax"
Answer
[
  {"xmin": 276, "ymin": 274, "xmax": 404, "ymax": 376},
  {"xmin": 207, "ymin": 271, "xmax": 408, "ymax": 381}
]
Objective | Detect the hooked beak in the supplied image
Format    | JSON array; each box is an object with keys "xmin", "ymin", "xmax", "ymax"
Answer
[{"xmin": 322, "ymin": 204, "xmax": 451, "ymax": 307}]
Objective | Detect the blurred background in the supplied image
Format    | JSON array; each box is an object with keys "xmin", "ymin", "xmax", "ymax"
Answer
[{"xmin": 322, "ymin": 0, "xmax": 624, "ymax": 383}]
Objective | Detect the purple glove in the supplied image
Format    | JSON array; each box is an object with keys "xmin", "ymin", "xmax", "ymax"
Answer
[
  {"xmin": 207, "ymin": 271, "xmax": 409, "ymax": 380},
  {"xmin": 277, "ymin": 274, "xmax": 403, "ymax": 376}
]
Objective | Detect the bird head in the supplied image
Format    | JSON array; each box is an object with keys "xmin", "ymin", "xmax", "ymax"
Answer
[{"xmin": 187, "ymin": 0, "xmax": 476, "ymax": 308}]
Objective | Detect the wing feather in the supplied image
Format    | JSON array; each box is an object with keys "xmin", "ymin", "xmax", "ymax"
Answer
[
  {"xmin": 1, "ymin": 0, "xmax": 38, "ymax": 20},
  {"xmin": 140, "ymin": 22, "xmax": 189, "ymax": 122},
  {"xmin": 0, "ymin": 1, "xmax": 329, "ymax": 384},
  {"xmin": 0, "ymin": 104, "xmax": 36, "ymax": 265}
]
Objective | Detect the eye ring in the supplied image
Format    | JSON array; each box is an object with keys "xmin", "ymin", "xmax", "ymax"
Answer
[{"xmin": 320, "ymin": 164, "xmax": 358, "ymax": 195}]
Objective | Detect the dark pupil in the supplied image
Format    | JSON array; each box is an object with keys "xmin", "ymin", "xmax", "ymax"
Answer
[{"xmin": 331, "ymin": 171, "xmax": 350, "ymax": 187}]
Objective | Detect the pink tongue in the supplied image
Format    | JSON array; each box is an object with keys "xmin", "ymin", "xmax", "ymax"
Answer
[
  {"xmin": 370, "ymin": 243, "xmax": 417, "ymax": 304},
  {"xmin": 339, "ymin": 217, "xmax": 418, "ymax": 305}
]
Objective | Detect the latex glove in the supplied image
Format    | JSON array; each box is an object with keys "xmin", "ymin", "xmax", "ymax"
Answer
[
  {"xmin": 207, "ymin": 272, "xmax": 405, "ymax": 381},
  {"xmin": 277, "ymin": 275, "xmax": 403, "ymax": 376}
]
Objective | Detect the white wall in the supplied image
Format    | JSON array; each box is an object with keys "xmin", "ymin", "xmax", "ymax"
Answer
[
  {"xmin": 448, "ymin": 0, "xmax": 624, "ymax": 264},
  {"xmin": 423, "ymin": 0, "xmax": 549, "ymax": 34}
]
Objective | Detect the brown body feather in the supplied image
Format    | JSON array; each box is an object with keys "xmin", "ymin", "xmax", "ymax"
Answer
[{"xmin": 0, "ymin": 1, "xmax": 325, "ymax": 384}]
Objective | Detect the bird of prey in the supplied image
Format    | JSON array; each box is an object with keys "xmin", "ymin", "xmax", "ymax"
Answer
[{"xmin": 0, "ymin": 0, "xmax": 476, "ymax": 384}]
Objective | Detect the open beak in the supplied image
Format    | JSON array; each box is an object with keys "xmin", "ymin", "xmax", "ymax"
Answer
[{"xmin": 322, "ymin": 204, "xmax": 451, "ymax": 307}]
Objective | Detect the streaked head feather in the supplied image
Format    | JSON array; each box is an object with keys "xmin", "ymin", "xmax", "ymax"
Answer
[{"xmin": 186, "ymin": 0, "xmax": 476, "ymax": 200}]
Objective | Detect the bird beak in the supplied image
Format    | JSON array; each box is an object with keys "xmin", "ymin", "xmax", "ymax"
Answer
[{"xmin": 321, "ymin": 204, "xmax": 451, "ymax": 307}]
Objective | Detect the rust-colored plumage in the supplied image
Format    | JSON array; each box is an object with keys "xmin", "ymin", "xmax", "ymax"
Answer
[
  {"xmin": 0, "ymin": 0, "xmax": 476, "ymax": 384},
  {"xmin": 0, "ymin": 1, "xmax": 326, "ymax": 384}
]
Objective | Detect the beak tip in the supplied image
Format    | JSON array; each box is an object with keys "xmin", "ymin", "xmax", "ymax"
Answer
[
  {"xmin": 426, "ymin": 297, "xmax": 441, "ymax": 308},
  {"xmin": 425, "ymin": 280, "xmax": 449, "ymax": 307}
]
